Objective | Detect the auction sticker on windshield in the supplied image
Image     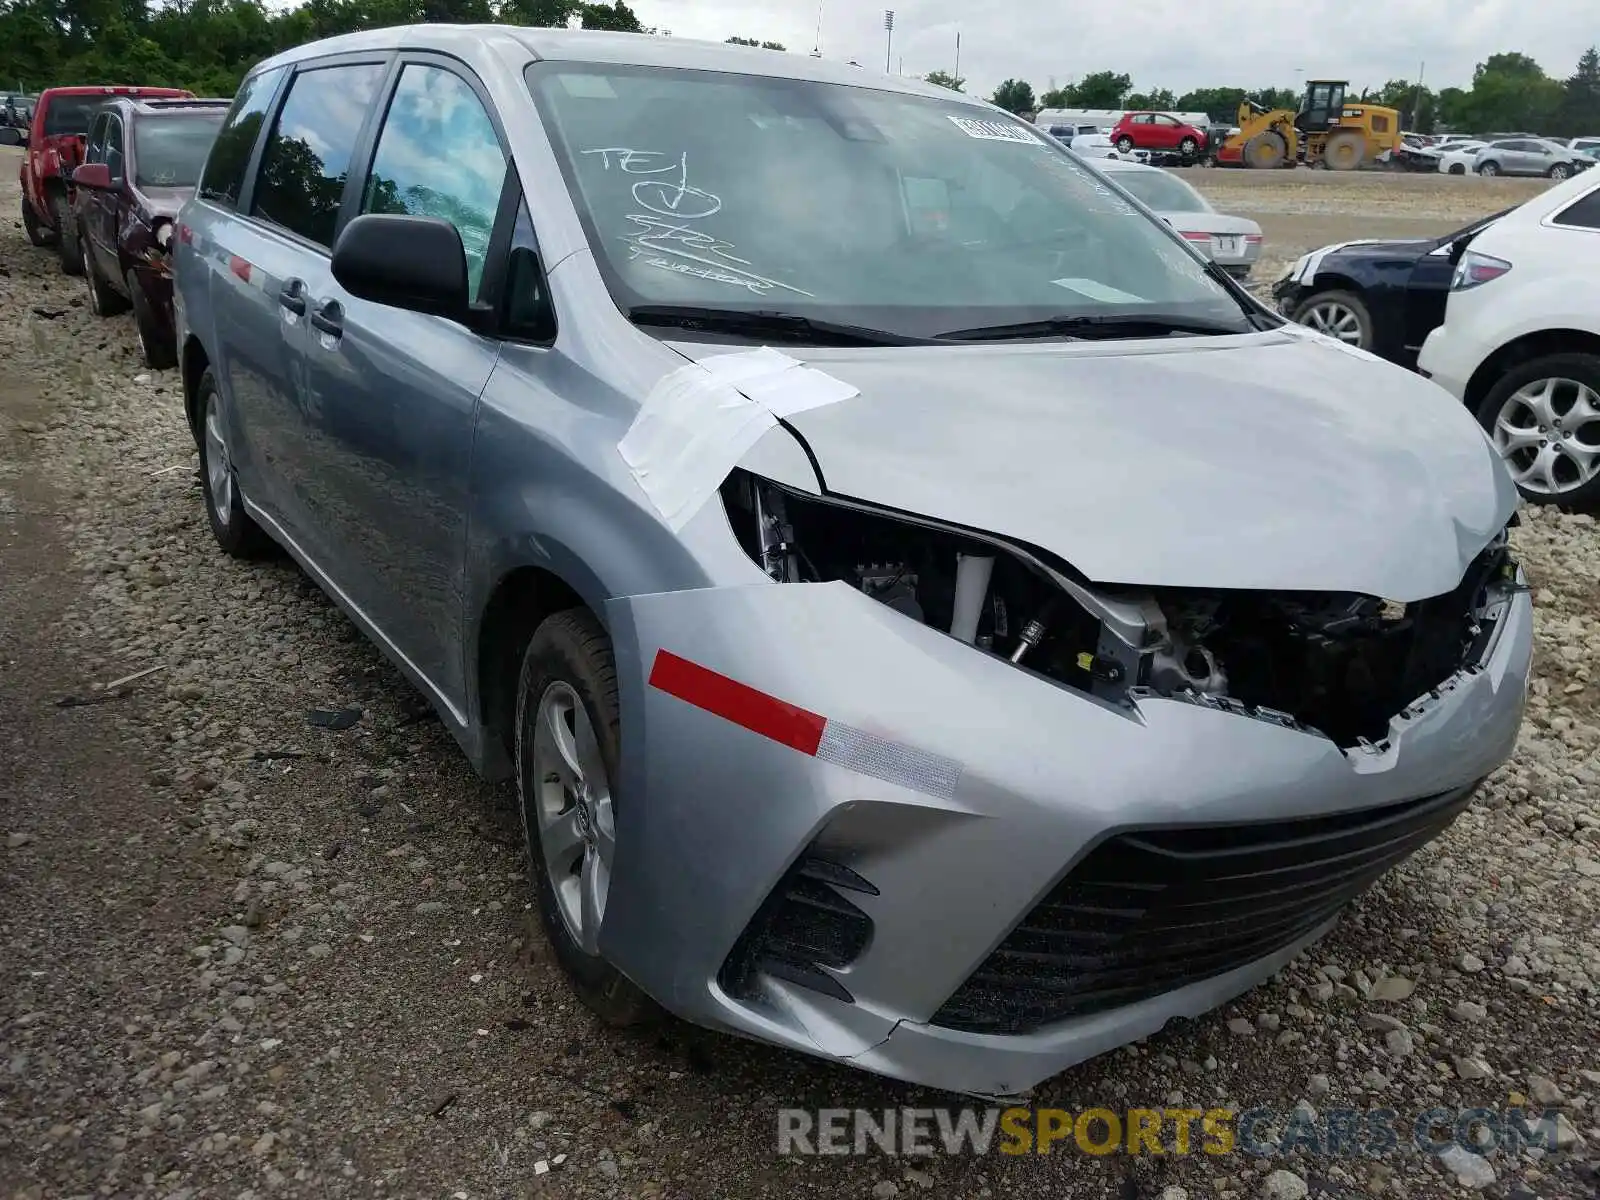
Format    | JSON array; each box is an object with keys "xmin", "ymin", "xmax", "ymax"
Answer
[{"xmin": 947, "ymin": 115, "xmax": 1042, "ymax": 145}]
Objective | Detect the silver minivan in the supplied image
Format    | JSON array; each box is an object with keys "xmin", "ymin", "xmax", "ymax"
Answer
[{"xmin": 173, "ymin": 26, "xmax": 1530, "ymax": 1097}]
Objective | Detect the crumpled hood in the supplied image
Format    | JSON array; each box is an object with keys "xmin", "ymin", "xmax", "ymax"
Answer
[{"xmin": 696, "ymin": 330, "xmax": 1519, "ymax": 601}]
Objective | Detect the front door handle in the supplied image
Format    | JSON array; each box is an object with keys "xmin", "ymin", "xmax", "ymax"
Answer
[
  {"xmin": 309, "ymin": 300, "xmax": 343, "ymax": 339},
  {"xmin": 278, "ymin": 278, "xmax": 306, "ymax": 315}
]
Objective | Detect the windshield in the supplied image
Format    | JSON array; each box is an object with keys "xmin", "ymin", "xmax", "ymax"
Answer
[
  {"xmin": 525, "ymin": 63, "xmax": 1252, "ymax": 339},
  {"xmin": 1098, "ymin": 168, "xmax": 1210, "ymax": 214},
  {"xmin": 42, "ymin": 94, "xmax": 105, "ymax": 137},
  {"xmin": 135, "ymin": 113, "xmax": 225, "ymax": 187}
]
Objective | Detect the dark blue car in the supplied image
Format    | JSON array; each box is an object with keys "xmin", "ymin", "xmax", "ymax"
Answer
[{"xmin": 1272, "ymin": 208, "xmax": 1513, "ymax": 369}]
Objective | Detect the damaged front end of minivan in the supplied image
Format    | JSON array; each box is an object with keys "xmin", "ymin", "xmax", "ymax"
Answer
[{"xmin": 720, "ymin": 468, "xmax": 1525, "ymax": 751}]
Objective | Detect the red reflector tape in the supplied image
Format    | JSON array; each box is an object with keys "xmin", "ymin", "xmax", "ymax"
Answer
[
  {"xmin": 648, "ymin": 650, "xmax": 825, "ymax": 755},
  {"xmin": 647, "ymin": 650, "xmax": 963, "ymax": 802},
  {"xmin": 229, "ymin": 255, "xmax": 252, "ymax": 283}
]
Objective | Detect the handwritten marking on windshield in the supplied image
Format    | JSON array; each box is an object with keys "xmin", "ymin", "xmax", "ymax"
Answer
[{"xmin": 583, "ymin": 147, "xmax": 812, "ymax": 298}]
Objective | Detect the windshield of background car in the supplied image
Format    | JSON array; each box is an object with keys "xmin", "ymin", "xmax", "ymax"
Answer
[
  {"xmin": 135, "ymin": 113, "xmax": 225, "ymax": 188},
  {"xmin": 42, "ymin": 95, "xmax": 105, "ymax": 137},
  {"xmin": 1102, "ymin": 168, "xmax": 1210, "ymax": 214},
  {"xmin": 524, "ymin": 62, "xmax": 1249, "ymax": 337}
]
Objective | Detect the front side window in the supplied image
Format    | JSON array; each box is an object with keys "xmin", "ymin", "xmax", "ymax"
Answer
[
  {"xmin": 525, "ymin": 63, "xmax": 1250, "ymax": 340},
  {"xmin": 104, "ymin": 117, "xmax": 125, "ymax": 180},
  {"xmin": 85, "ymin": 112, "xmax": 108, "ymax": 163},
  {"xmin": 252, "ymin": 62, "xmax": 384, "ymax": 247},
  {"xmin": 42, "ymin": 95, "xmax": 105, "ymax": 137},
  {"xmin": 135, "ymin": 113, "xmax": 226, "ymax": 188},
  {"xmin": 200, "ymin": 66, "xmax": 286, "ymax": 209},
  {"xmin": 360, "ymin": 63, "xmax": 507, "ymax": 297}
]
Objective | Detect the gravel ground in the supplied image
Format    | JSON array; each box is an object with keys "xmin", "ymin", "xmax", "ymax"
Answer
[{"xmin": 3, "ymin": 149, "xmax": 1599, "ymax": 1200}]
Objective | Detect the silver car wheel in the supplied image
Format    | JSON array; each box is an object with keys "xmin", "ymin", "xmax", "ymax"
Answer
[
  {"xmin": 204, "ymin": 395, "xmax": 232, "ymax": 525},
  {"xmin": 1302, "ymin": 301, "xmax": 1364, "ymax": 344},
  {"xmin": 531, "ymin": 680, "xmax": 614, "ymax": 955},
  {"xmin": 1492, "ymin": 377, "xmax": 1600, "ymax": 495}
]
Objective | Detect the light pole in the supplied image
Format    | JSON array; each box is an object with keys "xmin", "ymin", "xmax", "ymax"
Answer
[
  {"xmin": 884, "ymin": 10, "xmax": 894, "ymax": 75},
  {"xmin": 953, "ymin": 31, "xmax": 960, "ymax": 87},
  {"xmin": 812, "ymin": 0, "xmax": 824, "ymax": 55}
]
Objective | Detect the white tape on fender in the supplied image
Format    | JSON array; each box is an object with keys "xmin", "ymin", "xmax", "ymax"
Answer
[
  {"xmin": 1289, "ymin": 239, "xmax": 1429, "ymax": 284},
  {"xmin": 619, "ymin": 348, "xmax": 860, "ymax": 531}
]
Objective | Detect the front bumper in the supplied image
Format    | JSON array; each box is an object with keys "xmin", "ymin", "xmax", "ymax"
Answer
[
  {"xmin": 603, "ymin": 575, "xmax": 1531, "ymax": 1096},
  {"xmin": 1415, "ymin": 323, "xmax": 1473, "ymax": 401}
]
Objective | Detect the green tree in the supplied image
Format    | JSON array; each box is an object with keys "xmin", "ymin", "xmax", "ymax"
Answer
[
  {"xmin": 726, "ymin": 36, "xmax": 785, "ymax": 49},
  {"xmin": 1123, "ymin": 87, "xmax": 1175, "ymax": 111},
  {"xmin": 1064, "ymin": 70, "xmax": 1130, "ymax": 108},
  {"xmin": 990, "ymin": 78, "xmax": 1035, "ymax": 115},
  {"xmin": 1455, "ymin": 52, "xmax": 1563, "ymax": 133},
  {"xmin": 1557, "ymin": 47, "xmax": 1600, "ymax": 137},
  {"xmin": 922, "ymin": 68, "xmax": 963, "ymax": 91}
]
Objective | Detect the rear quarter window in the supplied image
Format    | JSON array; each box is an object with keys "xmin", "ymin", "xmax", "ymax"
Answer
[{"xmin": 1551, "ymin": 186, "xmax": 1600, "ymax": 231}]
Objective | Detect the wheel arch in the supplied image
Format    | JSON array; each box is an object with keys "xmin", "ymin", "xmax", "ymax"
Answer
[
  {"xmin": 472, "ymin": 563, "xmax": 590, "ymax": 779},
  {"xmin": 181, "ymin": 335, "xmax": 211, "ymax": 444},
  {"xmin": 1464, "ymin": 329, "xmax": 1600, "ymax": 414}
]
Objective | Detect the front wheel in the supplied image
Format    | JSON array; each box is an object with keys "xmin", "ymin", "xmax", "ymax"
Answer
[
  {"xmin": 1448, "ymin": 163, "xmax": 1466, "ymax": 175},
  {"xmin": 1179, "ymin": 136, "xmax": 1199, "ymax": 155},
  {"xmin": 1549, "ymin": 163, "xmax": 1571, "ymax": 181},
  {"xmin": 516, "ymin": 608, "xmax": 655, "ymax": 1027},
  {"xmin": 127, "ymin": 270, "xmax": 176, "ymax": 369},
  {"xmin": 81, "ymin": 232, "xmax": 128, "ymax": 317},
  {"xmin": 1115, "ymin": 135, "xmax": 1134, "ymax": 153},
  {"xmin": 21, "ymin": 194, "xmax": 50, "ymax": 246},
  {"xmin": 1291, "ymin": 289, "xmax": 1372, "ymax": 349},
  {"xmin": 1478, "ymin": 160, "xmax": 1500, "ymax": 177},
  {"xmin": 1476, "ymin": 352, "xmax": 1600, "ymax": 508}
]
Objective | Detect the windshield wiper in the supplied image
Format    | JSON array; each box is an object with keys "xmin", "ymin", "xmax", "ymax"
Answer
[
  {"xmin": 936, "ymin": 312, "xmax": 1249, "ymax": 342},
  {"xmin": 628, "ymin": 305, "xmax": 933, "ymax": 347}
]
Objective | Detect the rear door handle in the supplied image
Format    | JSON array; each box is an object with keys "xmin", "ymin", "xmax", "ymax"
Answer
[
  {"xmin": 310, "ymin": 300, "xmax": 343, "ymax": 339},
  {"xmin": 278, "ymin": 278, "xmax": 306, "ymax": 315}
]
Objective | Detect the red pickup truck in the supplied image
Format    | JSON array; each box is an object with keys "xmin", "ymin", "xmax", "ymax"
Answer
[{"xmin": 15, "ymin": 85, "xmax": 192, "ymax": 272}]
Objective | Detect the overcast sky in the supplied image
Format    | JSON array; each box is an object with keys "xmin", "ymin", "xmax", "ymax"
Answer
[{"xmin": 627, "ymin": 0, "xmax": 1593, "ymax": 99}]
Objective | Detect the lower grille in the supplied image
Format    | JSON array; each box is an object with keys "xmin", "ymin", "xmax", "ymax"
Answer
[
  {"xmin": 718, "ymin": 855, "xmax": 875, "ymax": 1005},
  {"xmin": 932, "ymin": 784, "xmax": 1477, "ymax": 1035}
]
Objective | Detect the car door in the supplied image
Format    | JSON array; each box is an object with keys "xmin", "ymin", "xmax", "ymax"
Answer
[
  {"xmin": 91, "ymin": 112, "xmax": 127, "ymax": 283},
  {"xmin": 1505, "ymin": 140, "xmax": 1539, "ymax": 175},
  {"xmin": 78, "ymin": 112, "xmax": 111, "ymax": 267},
  {"xmin": 292, "ymin": 56, "xmax": 510, "ymax": 701},
  {"xmin": 214, "ymin": 57, "xmax": 387, "ymax": 559},
  {"xmin": 1151, "ymin": 114, "xmax": 1181, "ymax": 150}
]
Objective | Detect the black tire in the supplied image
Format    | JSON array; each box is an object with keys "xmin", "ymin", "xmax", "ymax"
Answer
[
  {"xmin": 1478, "ymin": 160, "xmax": 1500, "ymax": 177},
  {"xmin": 1290, "ymin": 289, "xmax": 1373, "ymax": 350},
  {"xmin": 515, "ymin": 608, "xmax": 655, "ymax": 1027},
  {"xmin": 1474, "ymin": 352, "xmax": 1600, "ymax": 509},
  {"xmin": 1115, "ymin": 135, "xmax": 1134, "ymax": 153},
  {"xmin": 196, "ymin": 368, "xmax": 275, "ymax": 558},
  {"xmin": 1448, "ymin": 163, "xmax": 1466, "ymax": 175},
  {"xmin": 1549, "ymin": 162, "xmax": 1571, "ymax": 181},
  {"xmin": 1179, "ymin": 136, "xmax": 1198, "ymax": 155},
  {"xmin": 1244, "ymin": 131, "xmax": 1287, "ymax": 170},
  {"xmin": 81, "ymin": 231, "xmax": 129, "ymax": 317},
  {"xmin": 127, "ymin": 270, "xmax": 176, "ymax": 369},
  {"xmin": 53, "ymin": 194, "xmax": 81, "ymax": 276},
  {"xmin": 21, "ymin": 194, "xmax": 51, "ymax": 246}
]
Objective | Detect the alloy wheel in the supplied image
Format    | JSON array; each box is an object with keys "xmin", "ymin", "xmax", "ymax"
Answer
[
  {"xmin": 1491, "ymin": 376, "xmax": 1600, "ymax": 496},
  {"xmin": 530, "ymin": 680, "xmax": 615, "ymax": 955},
  {"xmin": 204, "ymin": 393, "xmax": 232, "ymax": 525},
  {"xmin": 1301, "ymin": 301, "xmax": 1365, "ymax": 344}
]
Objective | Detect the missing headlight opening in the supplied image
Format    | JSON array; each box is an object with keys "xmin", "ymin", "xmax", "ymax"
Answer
[{"xmin": 720, "ymin": 471, "xmax": 1519, "ymax": 749}]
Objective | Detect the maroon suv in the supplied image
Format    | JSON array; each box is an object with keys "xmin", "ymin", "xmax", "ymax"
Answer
[{"xmin": 70, "ymin": 97, "xmax": 229, "ymax": 368}]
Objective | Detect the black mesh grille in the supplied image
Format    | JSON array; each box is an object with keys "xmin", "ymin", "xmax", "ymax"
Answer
[
  {"xmin": 718, "ymin": 855, "xmax": 875, "ymax": 1005},
  {"xmin": 932, "ymin": 784, "xmax": 1478, "ymax": 1034}
]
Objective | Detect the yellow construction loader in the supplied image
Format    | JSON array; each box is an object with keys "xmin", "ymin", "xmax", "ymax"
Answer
[{"xmin": 1217, "ymin": 80, "xmax": 1402, "ymax": 170}]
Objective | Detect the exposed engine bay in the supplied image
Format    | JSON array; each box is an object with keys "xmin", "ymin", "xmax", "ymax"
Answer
[{"xmin": 722, "ymin": 470, "xmax": 1520, "ymax": 749}]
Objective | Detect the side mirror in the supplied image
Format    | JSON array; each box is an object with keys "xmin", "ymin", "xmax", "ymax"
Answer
[
  {"xmin": 331, "ymin": 213, "xmax": 469, "ymax": 322},
  {"xmin": 72, "ymin": 162, "xmax": 112, "ymax": 189},
  {"xmin": 0, "ymin": 126, "xmax": 25, "ymax": 147}
]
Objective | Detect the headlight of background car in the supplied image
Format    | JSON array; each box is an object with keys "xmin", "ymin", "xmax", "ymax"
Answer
[{"xmin": 719, "ymin": 468, "xmax": 1148, "ymax": 701}]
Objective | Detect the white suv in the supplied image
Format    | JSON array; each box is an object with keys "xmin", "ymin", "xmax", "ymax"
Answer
[{"xmin": 1417, "ymin": 168, "xmax": 1600, "ymax": 506}]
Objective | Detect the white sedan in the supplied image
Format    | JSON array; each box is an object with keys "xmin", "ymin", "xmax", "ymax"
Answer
[
  {"xmin": 1091, "ymin": 158, "xmax": 1263, "ymax": 278},
  {"xmin": 1437, "ymin": 141, "xmax": 1487, "ymax": 174}
]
